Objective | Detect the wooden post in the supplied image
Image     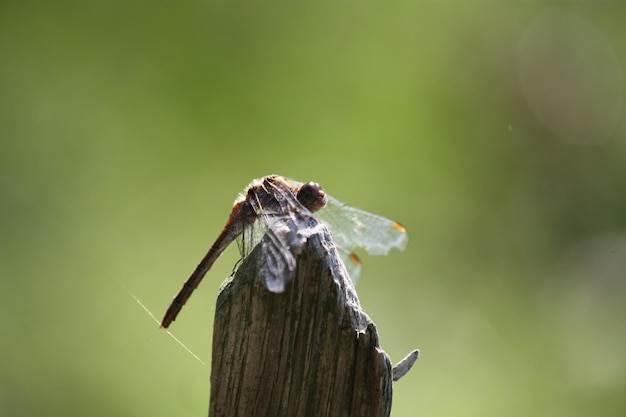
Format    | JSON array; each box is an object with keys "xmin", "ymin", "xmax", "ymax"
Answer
[{"xmin": 209, "ymin": 226, "xmax": 413, "ymax": 417}]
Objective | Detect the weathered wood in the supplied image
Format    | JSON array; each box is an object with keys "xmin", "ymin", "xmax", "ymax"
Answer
[{"xmin": 208, "ymin": 226, "xmax": 403, "ymax": 417}]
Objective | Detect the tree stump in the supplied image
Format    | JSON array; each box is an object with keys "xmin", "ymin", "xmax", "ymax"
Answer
[{"xmin": 209, "ymin": 226, "xmax": 413, "ymax": 417}]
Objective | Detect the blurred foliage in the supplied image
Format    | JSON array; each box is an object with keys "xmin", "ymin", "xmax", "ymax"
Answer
[{"xmin": 1, "ymin": 1, "xmax": 625, "ymax": 417}]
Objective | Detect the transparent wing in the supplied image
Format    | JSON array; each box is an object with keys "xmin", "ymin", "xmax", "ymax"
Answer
[
  {"xmin": 247, "ymin": 177, "xmax": 318, "ymax": 292},
  {"xmin": 237, "ymin": 216, "xmax": 272, "ymax": 258},
  {"xmin": 258, "ymin": 220, "xmax": 298, "ymax": 293},
  {"xmin": 315, "ymin": 195, "xmax": 408, "ymax": 255},
  {"xmin": 335, "ymin": 246, "xmax": 363, "ymax": 282},
  {"xmin": 238, "ymin": 177, "xmax": 299, "ymax": 258}
]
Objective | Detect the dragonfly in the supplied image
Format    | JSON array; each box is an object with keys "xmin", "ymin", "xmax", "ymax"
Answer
[{"xmin": 160, "ymin": 175, "xmax": 407, "ymax": 328}]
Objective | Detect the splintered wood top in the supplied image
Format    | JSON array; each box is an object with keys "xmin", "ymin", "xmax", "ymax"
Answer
[{"xmin": 209, "ymin": 226, "xmax": 394, "ymax": 417}]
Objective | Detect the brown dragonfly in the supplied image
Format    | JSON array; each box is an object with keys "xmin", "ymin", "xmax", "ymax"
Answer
[{"xmin": 161, "ymin": 175, "xmax": 407, "ymax": 328}]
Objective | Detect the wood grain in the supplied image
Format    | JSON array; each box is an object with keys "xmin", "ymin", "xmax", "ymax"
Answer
[{"xmin": 209, "ymin": 226, "xmax": 394, "ymax": 417}]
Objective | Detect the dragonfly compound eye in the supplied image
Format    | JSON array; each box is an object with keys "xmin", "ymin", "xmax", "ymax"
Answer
[{"xmin": 296, "ymin": 182, "xmax": 327, "ymax": 213}]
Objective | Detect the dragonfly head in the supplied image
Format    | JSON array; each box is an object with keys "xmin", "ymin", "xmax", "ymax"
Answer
[{"xmin": 296, "ymin": 182, "xmax": 327, "ymax": 213}]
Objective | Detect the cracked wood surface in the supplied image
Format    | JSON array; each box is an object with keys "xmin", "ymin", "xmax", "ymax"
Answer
[{"xmin": 209, "ymin": 227, "xmax": 394, "ymax": 417}]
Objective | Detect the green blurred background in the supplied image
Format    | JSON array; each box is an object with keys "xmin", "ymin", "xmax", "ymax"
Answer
[{"xmin": 1, "ymin": 1, "xmax": 625, "ymax": 416}]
